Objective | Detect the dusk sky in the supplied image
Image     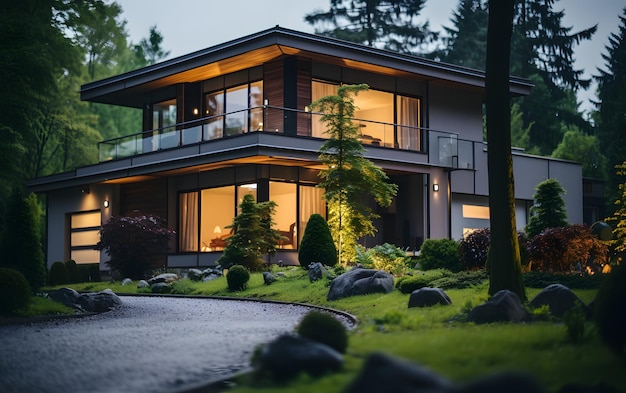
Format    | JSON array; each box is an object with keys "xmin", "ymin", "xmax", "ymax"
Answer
[{"xmin": 115, "ymin": 0, "xmax": 624, "ymax": 115}]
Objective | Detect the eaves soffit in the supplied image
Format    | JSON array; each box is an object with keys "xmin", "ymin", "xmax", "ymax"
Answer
[{"xmin": 81, "ymin": 26, "xmax": 532, "ymax": 107}]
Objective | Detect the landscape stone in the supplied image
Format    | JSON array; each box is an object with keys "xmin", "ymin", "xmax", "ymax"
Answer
[
  {"xmin": 151, "ymin": 282, "xmax": 172, "ymax": 293},
  {"xmin": 137, "ymin": 280, "xmax": 150, "ymax": 288},
  {"xmin": 48, "ymin": 287, "xmax": 82, "ymax": 309},
  {"xmin": 327, "ymin": 268, "xmax": 394, "ymax": 301},
  {"xmin": 256, "ymin": 333, "xmax": 343, "ymax": 381},
  {"xmin": 263, "ymin": 271, "xmax": 277, "ymax": 285},
  {"xmin": 187, "ymin": 268, "xmax": 203, "ymax": 281},
  {"xmin": 309, "ymin": 262, "xmax": 325, "ymax": 282},
  {"xmin": 343, "ymin": 352, "xmax": 455, "ymax": 393},
  {"xmin": 468, "ymin": 290, "xmax": 529, "ymax": 324},
  {"xmin": 408, "ymin": 287, "xmax": 452, "ymax": 308},
  {"xmin": 147, "ymin": 273, "xmax": 179, "ymax": 285},
  {"xmin": 529, "ymin": 284, "xmax": 590, "ymax": 318},
  {"xmin": 77, "ymin": 289, "xmax": 122, "ymax": 313},
  {"xmin": 120, "ymin": 278, "xmax": 133, "ymax": 286}
]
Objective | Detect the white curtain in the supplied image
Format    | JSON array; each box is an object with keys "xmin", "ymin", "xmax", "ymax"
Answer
[
  {"xmin": 311, "ymin": 81, "xmax": 338, "ymax": 138},
  {"xmin": 299, "ymin": 186, "xmax": 326, "ymax": 244},
  {"xmin": 397, "ymin": 96, "xmax": 420, "ymax": 151},
  {"xmin": 179, "ymin": 192, "xmax": 198, "ymax": 251}
]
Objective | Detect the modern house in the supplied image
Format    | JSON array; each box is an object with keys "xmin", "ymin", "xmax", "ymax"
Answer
[{"xmin": 27, "ymin": 26, "xmax": 583, "ymax": 273}]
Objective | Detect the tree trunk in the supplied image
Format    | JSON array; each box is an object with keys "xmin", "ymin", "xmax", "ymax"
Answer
[{"xmin": 485, "ymin": 0, "xmax": 526, "ymax": 300}]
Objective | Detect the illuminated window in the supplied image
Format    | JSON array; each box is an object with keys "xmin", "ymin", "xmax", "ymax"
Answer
[
  {"xmin": 462, "ymin": 205, "xmax": 490, "ymax": 219},
  {"xmin": 270, "ymin": 182, "xmax": 297, "ymax": 249},
  {"xmin": 68, "ymin": 211, "xmax": 101, "ymax": 264}
]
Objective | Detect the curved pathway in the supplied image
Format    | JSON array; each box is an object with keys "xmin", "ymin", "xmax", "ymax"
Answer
[{"xmin": 0, "ymin": 296, "xmax": 347, "ymax": 393}]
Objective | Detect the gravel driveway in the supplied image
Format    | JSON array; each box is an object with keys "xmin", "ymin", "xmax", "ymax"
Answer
[{"xmin": 0, "ymin": 296, "xmax": 338, "ymax": 393}]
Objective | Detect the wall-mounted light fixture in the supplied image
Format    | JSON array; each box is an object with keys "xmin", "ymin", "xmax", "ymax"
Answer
[
  {"xmin": 433, "ymin": 183, "xmax": 439, "ymax": 192},
  {"xmin": 192, "ymin": 107, "xmax": 199, "ymax": 116},
  {"xmin": 81, "ymin": 186, "xmax": 90, "ymax": 194},
  {"xmin": 263, "ymin": 99, "xmax": 269, "ymax": 106},
  {"xmin": 103, "ymin": 200, "xmax": 110, "ymax": 208}
]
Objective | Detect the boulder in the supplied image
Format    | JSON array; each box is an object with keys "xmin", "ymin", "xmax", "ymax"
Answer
[
  {"xmin": 137, "ymin": 280, "xmax": 150, "ymax": 289},
  {"xmin": 147, "ymin": 273, "xmax": 179, "ymax": 285},
  {"xmin": 256, "ymin": 334, "xmax": 343, "ymax": 381},
  {"xmin": 529, "ymin": 284, "xmax": 590, "ymax": 318},
  {"xmin": 120, "ymin": 278, "xmax": 133, "ymax": 286},
  {"xmin": 187, "ymin": 268, "xmax": 203, "ymax": 282},
  {"xmin": 327, "ymin": 268, "xmax": 394, "ymax": 301},
  {"xmin": 468, "ymin": 290, "xmax": 529, "ymax": 324},
  {"xmin": 76, "ymin": 289, "xmax": 122, "ymax": 313},
  {"xmin": 48, "ymin": 287, "xmax": 82, "ymax": 309},
  {"xmin": 408, "ymin": 287, "xmax": 452, "ymax": 308},
  {"xmin": 309, "ymin": 262, "xmax": 326, "ymax": 282},
  {"xmin": 343, "ymin": 352, "xmax": 455, "ymax": 393},
  {"xmin": 151, "ymin": 282, "xmax": 172, "ymax": 293},
  {"xmin": 263, "ymin": 271, "xmax": 277, "ymax": 285}
]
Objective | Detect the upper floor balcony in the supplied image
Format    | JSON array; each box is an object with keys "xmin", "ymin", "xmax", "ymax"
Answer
[{"xmin": 98, "ymin": 105, "xmax": 476, "ymax": 171}]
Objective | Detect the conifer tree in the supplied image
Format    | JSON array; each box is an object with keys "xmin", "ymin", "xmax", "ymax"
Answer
[
  {"xmin": 298, "ymin": 214, "xmax": 337, "ymax": 269},
  {"xmin": 525, "ymin": 178, "xmax": 568, "ymax": 239}
]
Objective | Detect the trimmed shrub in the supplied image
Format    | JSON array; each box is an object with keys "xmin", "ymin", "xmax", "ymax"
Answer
[
  {"xmin": 395, "ymin": 269, "xmax": 450, "ymax": 294},
  {"xmin": 226, "ymin": 265, "xmax": 250, "ymax": 291},
  {"xmin": 523, "ymin": 271, "xmax": 605, "ymax": 289},
  {"xmin": 430, "ymin": 269, "xmax": 488, "ymax": 289},
  {"xmin": 296, "ymin": 310, "xmax": 348, "ymax": 354},
  {"xmin": 48, "ymin": 261, "xmax": 68, "ymax": 286},
  {"xmin": 298, "ymin": 214, "xmax": 337, "ymax": 269},
  {"xmin": 358, "ymin": 243, "xmax": 410, "ymax": 275},
  {"xmin": 594, "ymin": 263, "xmax": 626, "ymax": 357},
  {"xmin": 0, "ymin": 268, "xmax": 31, "ymax": 314},
  {"xmin": 64, "ymin": 259, "xmax": 80, "ymax": 284},
  {"xmin": 417, "ymin": 239, "xmax": 462, "ymax": 272}
]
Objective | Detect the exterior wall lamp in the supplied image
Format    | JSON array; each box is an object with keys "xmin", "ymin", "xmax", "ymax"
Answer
[
  {"xmin": 433, "ymin": 183, "xmax": 439, "ymax": 192},
  {"xmin": 103, "ymin": 200, "xmax": 110, "ymax": 208}
]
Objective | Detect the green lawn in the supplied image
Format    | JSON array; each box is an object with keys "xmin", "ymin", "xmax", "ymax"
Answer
[{"xmin": 50, "ymin": 268, "xmax": 624, "ymax": 392}]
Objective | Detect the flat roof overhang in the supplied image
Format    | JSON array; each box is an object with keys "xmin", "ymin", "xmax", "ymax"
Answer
[
  {"xmin": 81, "ymin": 26, "xmax": 532, "ymax": 108},
  {"xmin": 26, "ymin": 133, "xmax": 431, "ymax": 193}
]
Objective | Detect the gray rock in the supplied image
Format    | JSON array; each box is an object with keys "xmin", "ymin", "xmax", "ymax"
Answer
[
  {"xmin": 468, "ymin": 290, "xmax": 529, "ymax": 324},
  {"xmin": 147, "ymin": 273, "xmax": 179, "ymax": 285},
  {"xmin": 408, "ymin": 287, "xmax": 452, "ymax": 308},
  {"xmin": 187, "ymin": 268, "xmax": 203, "ymax": 282},
  {"xmin": 202, "ymin": 275, "xmax": 220, "ymax": 283},
  {"xmin": 276, "ymin": 272, "xmax": 286, "ymax": 278},
  {"xmin": 202, "ymin": 268, "xmax": 222, "ymax": 277},
  {"xmin": 309, "ymin": 262, "xmax": 325, "ymax": 282},
  {"xmin": 120, "ymin": 278, "xmax": 133, "ymax": 286},
  {"xmin": 137, "ymin": 280, "xmax": 150, "ymax": 288},
  {"xmin": 529, "ymin": 284, "xmax": 590, "ymax": 318},
  {"xmin": 76, "ymin": 289, "xmax": 122, "ymax": 313},
  {"xmin": 343, "ymin": 352, "xmax": 455, "ymax": 393},
  {"xmin": 256, "ymin": 334, "xmax": 343, "ymax": 381},
  {"xmin": 151, "ymin": 282, "xmax": 172, "ymax": 293},
  {"xmin": 327, "ymin": 268, "xmax": 394, "ymax": 301},
  {"xmin": 263, "ymin": 271, "xmax": 277, "ymax": 285},
  {"xmin": 48, "ymin": 287, "xmax": 82, "ymax": 309}
]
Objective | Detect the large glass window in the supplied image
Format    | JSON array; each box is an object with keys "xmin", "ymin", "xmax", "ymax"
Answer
[
  {"xmin": 270, "ymin": 182, "xmax": 297, "ymax": 249},
  {"xmin": 201, "ymin": 186, "xmax": 235, "ymax": 251},
  {"xmin": 311, "ymin": 80, "xmax": 421, "ymax": 151},
  {"xmin": 152, "ymin": 99, "xmax": 178, "ymax": 150},
  {"xmin": 204, "ymin": 81, "xmax": 263, "ymax": 139},
  {"xmin": 68, "ymin": 211, "xmax": 101, "ymax": 264},
  {"xmin": 204, "ymin": 91, "xmax": 224, "ymax": 140},
  {"xmin": 179, "ymin": 192, "xmax": 198, "ymax": 252}
]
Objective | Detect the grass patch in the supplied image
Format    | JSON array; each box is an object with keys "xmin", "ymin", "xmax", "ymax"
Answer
[
  {"xmin": 49, "ymin": 269, "xmax": 625, "ymax": 392},
  {"xmin": 1, "ymin": 295, "xmax": 75, "ymax": 319}
]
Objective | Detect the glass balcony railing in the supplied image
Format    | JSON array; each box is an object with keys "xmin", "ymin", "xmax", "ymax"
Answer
[{"xmin": 97, "ymin": 106, "xmax": 475, "ymax": 170}]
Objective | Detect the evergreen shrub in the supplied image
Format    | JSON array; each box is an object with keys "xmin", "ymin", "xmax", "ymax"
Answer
[
  {"xmin": 0, "ymin": 268, "xmax": 31, "ymax": 314},
  {"xmin": 226, "ymin": 265, "xmax": 250, "ymax": 291},
  {"xmin": 298, "ymin": 214, "xmax": 337, "ymax": 269},
  {"xmin": 64, "ymin": 259, "xmax": 80, "ymax": 284},
  {"xmin": 48, "ymin": 261, "xmax": 68, "ymax": 286},
  {"xmin": 297, "ymin": 310, "xmax": 348, "ymax": 354},
  {"xmin": 417, "ymin": 239, "xmax": 462, "ymax": 272},
  {"xmin": 395, "ymin": 269, "xmax": 450, "ymax": 294}
]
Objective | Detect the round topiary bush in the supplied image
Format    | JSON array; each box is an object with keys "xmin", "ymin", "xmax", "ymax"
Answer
[
  {"xmin": 298, "ymin": 214, "xmax": 337, "ymax": 269},
  {"xmin": 64, "ymin": 259, "xmax": 80, "ymax": 284},
  {"xmin": 296, "ymin": 310, "xmax": 348, "ymax": 354},
  {"xmin": 226, "ymin": 265, "xmax": 250, "ymax": 291},
  {"xmin": 0, "ymin": 268, "xmax": 31, "ymax": 314},
  {"xmin": 417, "ymin": 239, "xmax": 462, "ymax": 272},
  {"xmin": 48, "ymin": 261, "xmax": 68, "ymax": 286}
]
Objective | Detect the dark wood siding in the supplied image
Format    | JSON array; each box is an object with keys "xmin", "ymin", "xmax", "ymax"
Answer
[
  {"xmin": 297, "ymin": 58, "xmax": 312, "ymax": 136},
  {"xmin": 264, "ymin": 59, "xmax": 284, "ymax": 132},
  {"xmin": 120, "ymin": 178, "xmax": 168, "ymax": 220}
]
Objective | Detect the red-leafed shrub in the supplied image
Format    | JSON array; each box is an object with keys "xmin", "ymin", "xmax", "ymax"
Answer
[
  {"xmin": 97, "ymin": 214, "xmax": 175, "ymax": 279},
  {"xmin": 527, "ymin": 224, "xmax": 607, "ymax": 273},
  {"xmin": 459, "ymin": 228, "xmax": 529, "ymax": 270}
]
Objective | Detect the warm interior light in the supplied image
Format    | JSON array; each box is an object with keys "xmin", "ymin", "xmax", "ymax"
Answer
[
  {"xmin": 213, "ymin": 225, "xmax": 222, "ymax": 234},
  {"xmin": 433, "ymin": 184, "xmax": 439, "ymax": 192},
  {"xmin": 240, "ymin": 183, "xmax": 257, "ymax": 189},
  {"xmin": 192, "ymin": 108, "xmax": 199, "ymax": 115},
  {"xmin": 103, "ymin": 200, "xmax": 109, "ymax": 208}
]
